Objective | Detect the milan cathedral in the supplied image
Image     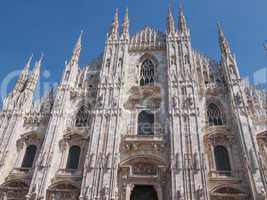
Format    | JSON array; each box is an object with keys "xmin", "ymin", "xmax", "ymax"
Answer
[{"xmin": 0, "ymin": 6, "xmax": 266, "ymax": 200}]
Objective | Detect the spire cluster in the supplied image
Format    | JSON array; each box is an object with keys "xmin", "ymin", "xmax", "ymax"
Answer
[
  {"xmin": 108, "ymin": 8, "xmax": 130, "ymax": 39},
  {"xmin": 166, "ymin": 4, "xmax": 189, "ymax": 35},
  {"xmin": 122, "ymin": 8, "xmax": 129, "ymax": 35},
  {"xmin": 167, "ymin": 6, "xmax": 175, "ymax": 34}
]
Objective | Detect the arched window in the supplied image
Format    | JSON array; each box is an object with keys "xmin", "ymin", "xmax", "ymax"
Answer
[
  {"xmin": 214, "ymin": 146, "xmax": 231, "ymax": 174},
  {"xmin": 203, "ymin": 71, "xmax": 209, "ymax": 84},
  {"xmin": 66, "ymin": 145, "xmax": 81, "ymax": 170},
  {"xmin": 140, "ymin": 59, "xmax": 155, "ymax": 86},
  {"xmin": 106, "ymin": 59, "xmax": 111, "ymax": 69},
  {"xmin": 21, "ymin": 145, "xmax": 37, "ymax": 168},
  {"xmin": 138, "ymin": 111, "xmax": 154, "ymax": 135},
  {"xmin": 75, "ymin": 106, "xmax": 89, "ymax": 127},
  {"xmin": 207, "ymin": 103, "xmax": 224, "ymax": 126},
  {"xmin": 184, "ymin": 55, "xmax": 190, "ymax": 64}
]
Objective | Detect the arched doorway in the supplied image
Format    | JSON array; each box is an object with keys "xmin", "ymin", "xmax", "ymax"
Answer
[{"xmin": 130, "ymin": 185, "xmax": 158, "ymax": 200}]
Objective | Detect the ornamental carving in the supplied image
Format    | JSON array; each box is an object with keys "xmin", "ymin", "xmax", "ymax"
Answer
[
  {"xmin": 129, "ymin": 26, "xmax": 166, "ymax": 51},
  {"xmin": 132, "ymin": 162, "xmax": 157, "ymax": 176}
]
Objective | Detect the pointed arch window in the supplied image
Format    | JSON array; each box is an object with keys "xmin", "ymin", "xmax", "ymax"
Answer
[
  {"xmin": 140, "ymin": 59, "xmax": 155, "ymax": 86},
  {"xmin": 75, "ymin": 106, "xmax": 89, "ymax": 127},
  {"xmin": 66, "ymin": 145, "xmax": 81, "ymax": 170},
  {"xmin": 65, "ymin": 71, "xmax": 70, "ymax": 81},
  {"xmin": 21, "ymin": 145, "xmax": 37, "ymax": 168},
  {"xmin": 138, "ymin": 110, "xmax": 154, "ymax": 135},
  {"xmin": 214, "ymin": 145, "xmax": 231, "ymax": 175},
  {"xmin": 207, "ymin": 103, "xmax": 224, "ymax": 126}
]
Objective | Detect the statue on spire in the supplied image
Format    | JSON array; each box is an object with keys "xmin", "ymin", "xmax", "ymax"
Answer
[
  {"xmin": 217, "ymin": 23, "xmax": 231, "ymax": 56},
  {"xmin": 178, "ymin": 5, "xmax": 188, "ymax": 34},
  {"xmin": 13, "ymin": 55, "xmax": 33, "ymax": 93},
  {"xmin": 25, "ymin": 55, "xmax": 43, "ymax": 91},
  {"xmin": 109, "ymin": 9, "xmax": 119, "ymax": 38},
  {"xmin": 122, "ymin": 8, "xmax": 129, "ymax": 36},
  {"xmin": 167, "ymin": 5, "xmax": 175, "ymax": 34},
  {"xmin": 69, "ymin": 31, "xmax": 83, "ymax": 66}
]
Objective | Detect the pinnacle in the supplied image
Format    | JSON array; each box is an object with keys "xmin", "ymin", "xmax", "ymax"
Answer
[{"xmin": 23, "ymin": 54, "xmax": 33, "ymax": 71}]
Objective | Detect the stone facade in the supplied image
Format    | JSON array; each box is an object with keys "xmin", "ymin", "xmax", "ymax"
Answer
[{"xmin": 0, "ymin": 6, "xmax": 266, "ymax": 200}]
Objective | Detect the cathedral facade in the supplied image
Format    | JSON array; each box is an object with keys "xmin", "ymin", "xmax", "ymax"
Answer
[{"xmin": 0, "ymin": 6, "xmax": 266, "ymax": 200}]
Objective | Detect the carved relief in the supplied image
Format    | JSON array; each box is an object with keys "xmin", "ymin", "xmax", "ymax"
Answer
[{"xmin": 132, "ymin": 162, "xmax": 157, "ymax": 176}]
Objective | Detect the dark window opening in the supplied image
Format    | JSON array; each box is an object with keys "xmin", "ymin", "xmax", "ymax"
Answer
[
  {"xmin": 138, "ymin": 111, "xmax": 154, "ymax": 135},
  {"xmin": 207, "ymin": 103, "xmax": 224, "ymax": 126},
  {"xmin": 214, "ymin": 145, "xmax": 231, "ymax": 176},
  {"xmin": 21, "ymin": 145, "xmax": 37, "ymax": 168},
  {"xmin": 66, "ymin": 145, "xmax": 81, "ymax": 170},
  {"xmin": 130, "ymin": 185, "xmax": 158, "ymax": 200}
]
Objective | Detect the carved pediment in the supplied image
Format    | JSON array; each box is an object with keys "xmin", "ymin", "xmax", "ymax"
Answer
[
  {"xmin": 132, "ymin": 162, "xmax": 157, "ymax": 176},
  {"xmin": 203, "ymin": 126, "xmax": 234, "ymax": 146},
  {"xmin": 257, "ymin": 131, "xmax": 267, "ymax": 145},
  {"xmin": 0, "ymin": 180, "xmax": 29, "ymax": 199},
  {"xmin": 124, "ymin": 86, "xmax": 161, "ymax": 110},
  {"xmin": 129, "ymin": 26, "xmax": 166, "ymax": 51},
  {"xmin": 16, "ymin": 130, "xmax": 43, "ymax": 150},
  {"xmin": 210, "ymin": 186, "xmax": 248, "ymax": 199},
  {"xmin": 63, "ymin": 127, "xmax": 89, "ymax": 140}
]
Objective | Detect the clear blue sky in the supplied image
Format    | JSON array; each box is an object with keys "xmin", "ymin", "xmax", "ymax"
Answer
[{"xmin": 0, "ymin": 0, "xmax": 266, "ymax": 100}]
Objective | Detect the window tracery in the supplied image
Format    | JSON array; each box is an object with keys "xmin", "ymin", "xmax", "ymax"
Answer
[
  {"xmin": 75, "ymin": 106, "xmax": 89, "ymax": 127},
  {"xmin": 207, "ymin": 103, "xmax": 224, "ymax": 126},
  {"xmin": 139, "ymin": 59, "xmax": 155, "ymax": 86}
]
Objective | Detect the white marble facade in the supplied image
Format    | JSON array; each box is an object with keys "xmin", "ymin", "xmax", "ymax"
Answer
[{"xmin": 0, "ymin": 7, "xmax": 266, "ymax": 200}]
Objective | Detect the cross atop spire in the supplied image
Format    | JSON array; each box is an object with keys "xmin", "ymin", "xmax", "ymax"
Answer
[
  {"xmin": 217, "ymin": 23, "xmax": 231, "ymax": 56},
  {"xmin": 109, "ymin": 8, "xmax": 119, "ymax": 38},
  {"xmin": 167, "ymin": 5, "xmax": 175, "ymax": 34},
  {"xmin": 122, "ymin": 8, "xmax": 129, "ymax": 35}
]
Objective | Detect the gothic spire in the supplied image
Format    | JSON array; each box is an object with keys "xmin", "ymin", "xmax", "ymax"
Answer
[
  {"xmin": 13, "ymin": 55, "xmax": 33, "ymax": 92},
  {"xmin": 109, "ymin": 8, "xmax": 119, "ymax": 38},
  {"xmin": 26, "ymin": 55, "xmax": 42, "ymax": 91},
  {"xmin": 23, "ymin": 54, "xmax": 33, "ymax": 72},
  {"xmin": 217, "ymin": 23, "xmax": 231, "ymax": 56},
  {"xmin": 178, "ymin": 5, "xmax": 188, "ymax": 34},
  {"xmin": 122, "ymin": 8, "xmax": 129, "ymax": 35},
  {"xmin": 69, "ymin": 31, "xmax": 83, "ymax": 66},
  {"xmin": 167, "ymin": 5, "xmax": 175, "ymax": 34}
]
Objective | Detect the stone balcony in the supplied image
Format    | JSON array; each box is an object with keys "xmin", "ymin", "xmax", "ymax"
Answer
[
  {"xmin": 208, "ymin": 170, "xmax": 243, "ymax": 179},
  {"xmin": 120, "ymin": 133, "xmax": 167, "ymax": 163},
  {"xmin": 7, "ymin": 167, "xmax": 34, "ymax": 181},
  {"xmin": 203, "ymin": 125, "xmax": 234, "ymax": 146},
  {"xmin": 204, "ymin": 125, "xmax": 230, "ymax": 136},
  {"xmin": 124, "ymin": 85, "xmax": 161, "ymax": 110},
  {"xmin": 55, "ymin": 168, "xmax": 83, "ymax": 179}
]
